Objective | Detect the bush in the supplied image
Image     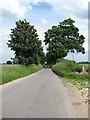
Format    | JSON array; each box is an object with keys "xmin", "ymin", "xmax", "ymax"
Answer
[
  {"xmin": 72, "ymin": 64, "xmax": 82, "ymax": 73},
  {"xmin": 52, "ymin": 64, "xmax": 65, "ymax": 77},
  {"xmin": 54, "ymin": 59, "xmax": 83, "ymax": 73},
  {"xmin": 56, "ymin": 58, "xmax": 64, "ymax": 63},
  {"xmin": 56, "ymin": 58, "xmax": 82, "ymax": 73},
  {"xmin": 6, "ymin": 61, "xmax": 12, "ymax": 64},
  {"xmin": 52, "ymin": 59, "xmax": 88, "ymax": 82},
  {"xmin": 56, "ymin": 58, "xmax": 76, "ymax": 64},
  {"xmin": 86, "ymin": 67, "xmax": 89, "ymax": 72}
]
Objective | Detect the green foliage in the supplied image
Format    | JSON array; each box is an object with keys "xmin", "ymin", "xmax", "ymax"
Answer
[
  {"xmin": 6, "ymin": 61, "xmax": 12, "ymax": 64},
  {"xmin": 79, "ymin": 61, "xmax": 90, "ymax": 64},
  {"xmin": 44, "ymin": 18, "xmax": 85, "ymax": 64},
  {"xmin": 56, "ymin": 58, "xmax": 82, "ymax": 73},
  {"xmin": 56, "ymin": 58, "xmax": 76, "ymax": 63},
  {"xmin": 72, "ymin": 64, "xmax": 82, "ymax": 73},
  {"xmin": 40, "ymin": 52, "xmax": 46, "ymax": 66},
  {"xmin": 1, "ymin": 64, "xmax": 43, "ymax": 85},
  {"xmin": 86, "ymin": 68, "xmax": 88, "ymax": 72},
  {"xmin": 52, "ymin": 59, "xmax": 88, "ymax": 82},
  {"xmin": 56, "ymin": 58, "xmax": 64, "ymax": 62},
  {"xmin": 7, "ymin": 19, "xmax": 45, "ymax": 66},
  {"xmin": 46, "ymin": 41, "xmax": 67, "ymax": 64}
]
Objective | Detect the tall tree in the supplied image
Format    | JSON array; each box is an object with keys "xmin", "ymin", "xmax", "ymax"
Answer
[
  {"xmin": 7, "ymin": 19, "xmax": 44, "ymax": 65},
  {"xmin": 44, "ymin": 18, "xmax": 85, "ymax": 64},
  {"xmin": 39, "ymin": 51, "xmax": 46, "ymax": 66}
]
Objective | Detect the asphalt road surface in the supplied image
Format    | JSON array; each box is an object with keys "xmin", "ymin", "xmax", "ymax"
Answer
[{"xmin": 2, "ymin": 68, "xmax": 76, "ymax": 118}]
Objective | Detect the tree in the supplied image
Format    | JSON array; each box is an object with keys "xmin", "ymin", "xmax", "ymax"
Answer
[
  {"xmin": 44, "ymin": 18, "xmax": 85, "ymax": 64},
  {"xmin": 7, "ymin": 19, "xmax": 44, "ymax": 65},
  {"xmin": 39, "ymin": 51, "xmax": 46, "ymax": 66},
  {"xmin": 6, "ymin": 61, "xmax": 12, "ymax": 64}
]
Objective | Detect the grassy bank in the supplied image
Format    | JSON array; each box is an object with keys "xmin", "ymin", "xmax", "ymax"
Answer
[
  {"xmin": 1, "ymin": 64, "xmax": 43, "ymax": 85},
  {"xmin": 52, "ymin": 59, "xmax": 89, "ymax": 83},
  {"xmin": 52, "ymin": 59, "xmax": 89, "ymax": 103}
]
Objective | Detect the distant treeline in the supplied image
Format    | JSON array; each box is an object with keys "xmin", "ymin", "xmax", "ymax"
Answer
[{"xmin": 79, "ymin": 61, "xmax": 90, "ymax": 64}]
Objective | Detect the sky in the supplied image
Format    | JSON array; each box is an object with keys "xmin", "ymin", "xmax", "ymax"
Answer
[{"xmin": 0, "ymin": 0, "xmax": 89, "ymax": 63}]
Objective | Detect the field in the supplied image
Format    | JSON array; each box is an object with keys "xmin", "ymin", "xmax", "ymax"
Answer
[{"xmin": 0, "ymin": 64, "xmax": 43, "ymax": 85}]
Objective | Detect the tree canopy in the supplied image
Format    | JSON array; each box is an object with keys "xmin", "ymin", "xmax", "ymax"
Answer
[
  {"xmin": 7, "ymin": 19, "xmax": 45, "ymax": 65},
  {"xmin": 44, "ymin": 18, "xmax": 85, "ymax": 64}
]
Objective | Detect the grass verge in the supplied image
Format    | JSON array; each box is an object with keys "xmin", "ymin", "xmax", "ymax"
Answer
[
  {"xmin": 52, "ymin": 59, "xmax": 89, "ymax": 103},
  {"xmin": 0, "ymin": 64, "xmax": 43, "ymax": 85},
  {"xmin": 52, "ymin": 59, "xmax": 89, "ymax": 82}
]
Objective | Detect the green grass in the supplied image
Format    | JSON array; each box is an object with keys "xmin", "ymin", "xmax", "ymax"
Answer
[
  {"xmin": 0, "ymin": 64, "xmax": 43, "ymax": 85},
  {"xmin": 52, "ymin": 59, "xmax": 89, "ymax": 82}
]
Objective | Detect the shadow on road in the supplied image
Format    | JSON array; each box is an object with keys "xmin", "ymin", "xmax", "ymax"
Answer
[{"xmin": 44, "ymin": 66, "xmax": 50, "ymax": 69}]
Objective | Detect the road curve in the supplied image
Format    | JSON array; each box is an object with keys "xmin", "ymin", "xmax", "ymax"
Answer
[{"xmin": 2, "ymin": 68, "xmax": 76, "ymax": 118}]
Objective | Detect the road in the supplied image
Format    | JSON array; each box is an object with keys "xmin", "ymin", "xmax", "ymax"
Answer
[{"xmin": 2, "ymin": 68, "xmax": 76, "ymax": 118}]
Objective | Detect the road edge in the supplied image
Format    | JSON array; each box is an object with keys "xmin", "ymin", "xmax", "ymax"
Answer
[{"xmin": 58, "ymin": 76, "xmax": 88, "ymax": 118}]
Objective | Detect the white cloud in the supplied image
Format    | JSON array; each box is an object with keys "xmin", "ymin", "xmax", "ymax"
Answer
[
  {"xmin": 28, "ymin": 5, "xmax": 32, "ymax": 10},
  {"xmin": 63, "ymin": 4, "xmax": 75, "ymax": 12},
  {"xmin": 0, "ymin": 32, "xmax": 14, "ymax": 63},
  {"xmin": 0, "ymin": 0, "xmax": 28, "ymax": 18},
  {"xmin": 65, "ymin": 51, "xmax": 88, "ymax": 62},
  {"xmin": 0, "ymin": 0, "xmax": 89, "ymax": 19},
  {"xmin": 41, "ymin": 18, "xmax": 47, "ymax": 24},
  {"xmin": 49, "ymin": 1, "xmax": 88, "ymax": 19},
  {"xmin": 30, "ymin": 0, "xmax": 42, "ymax": 4}
]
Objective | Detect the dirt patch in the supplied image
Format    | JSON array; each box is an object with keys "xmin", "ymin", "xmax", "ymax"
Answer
[
  {"xmin": 59, "ymin": 77, "xmax": 88, "ymax": 118},
  {"xmin": 73, "ymin": 71, "xmax": 88, "ymax": 75}
]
